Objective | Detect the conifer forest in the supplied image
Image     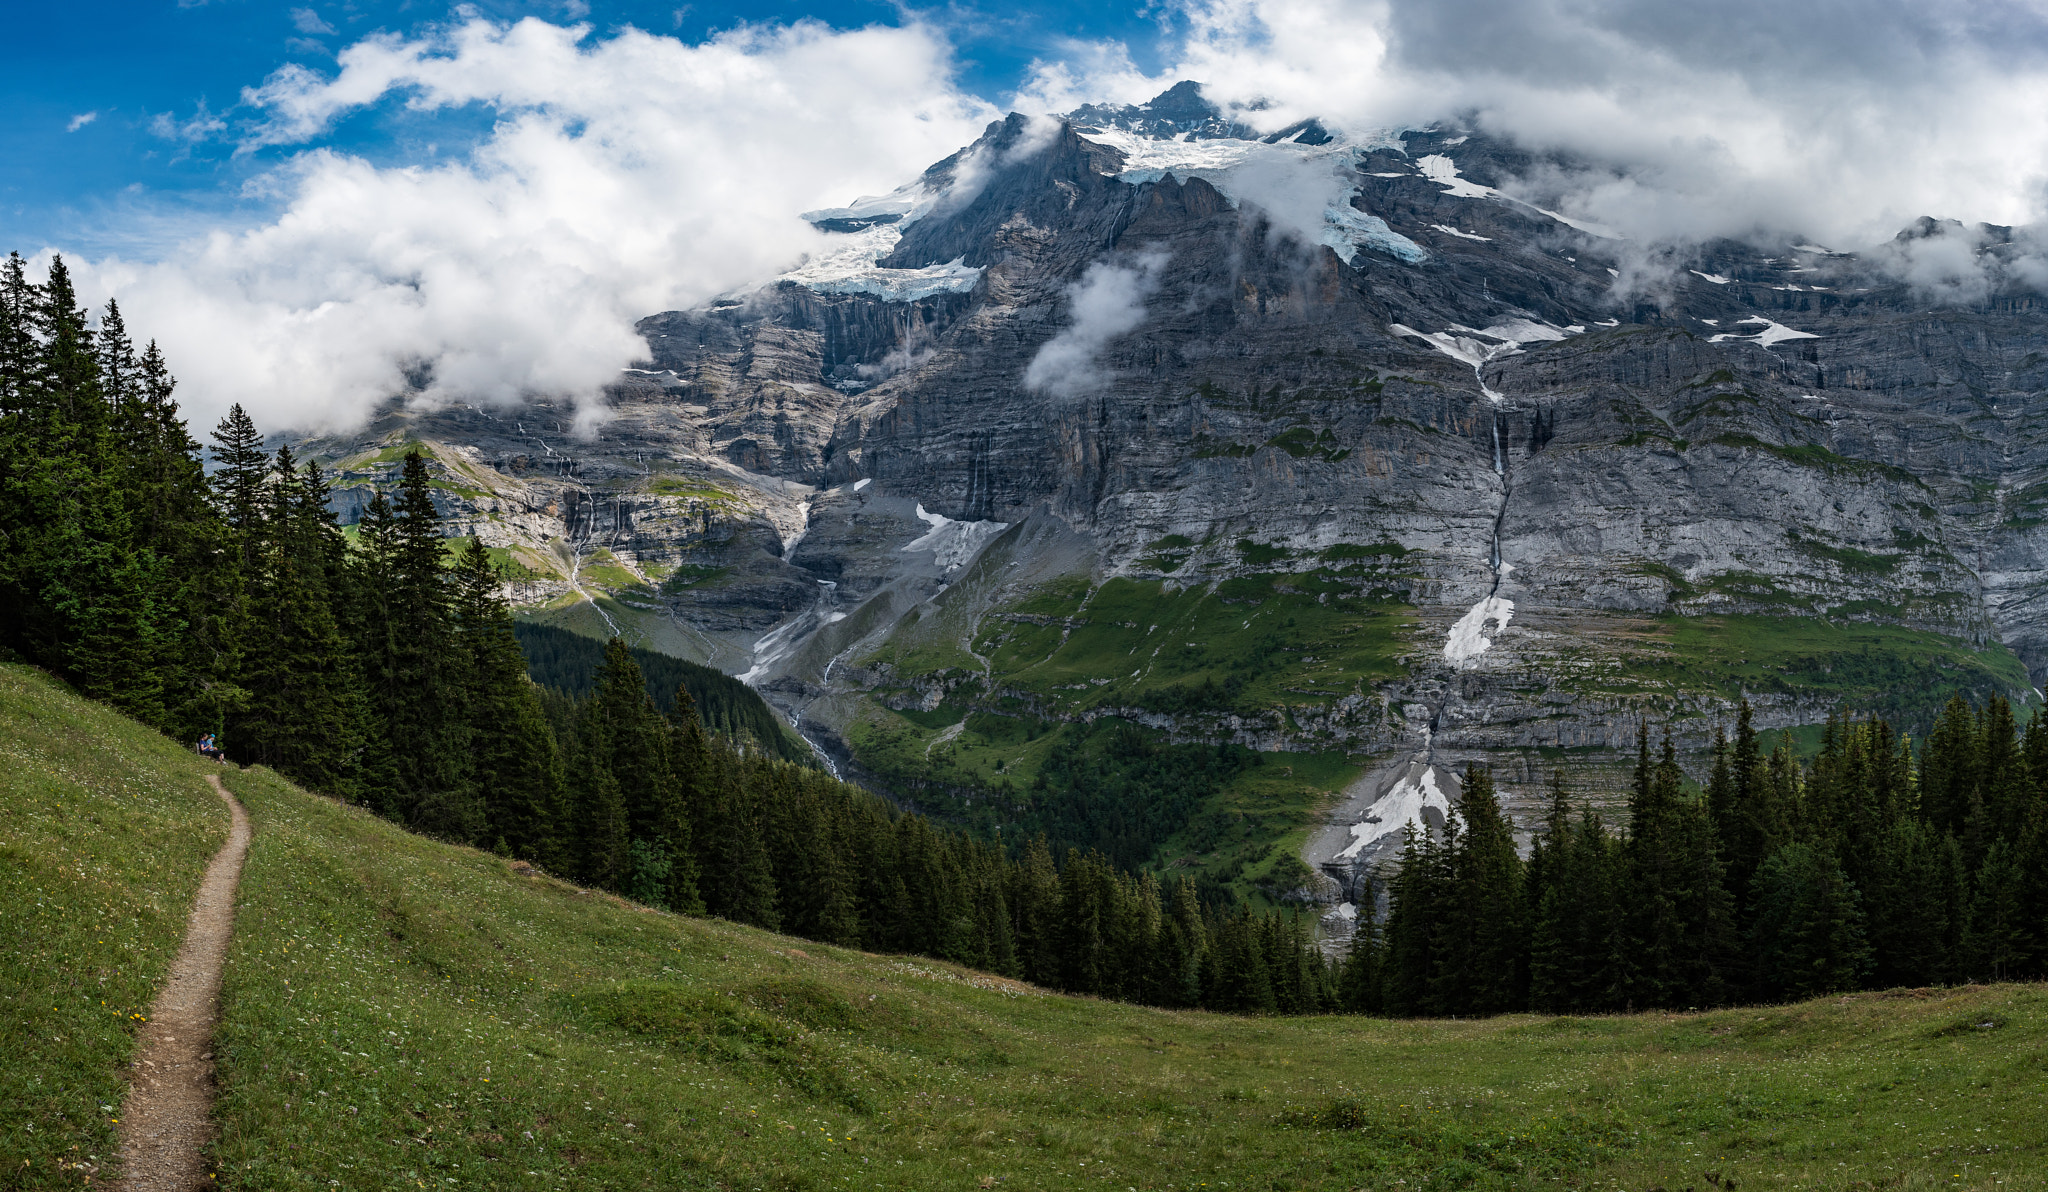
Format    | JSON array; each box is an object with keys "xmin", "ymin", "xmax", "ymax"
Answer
[{"xmin": 6, "ymin": 249, "xmax": 2048, "ymax": 1021}]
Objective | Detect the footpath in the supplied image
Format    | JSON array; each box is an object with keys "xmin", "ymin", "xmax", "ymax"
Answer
[{"xmin": 115, "ymin": 773, "xmax": 249, "ymax": 1192}]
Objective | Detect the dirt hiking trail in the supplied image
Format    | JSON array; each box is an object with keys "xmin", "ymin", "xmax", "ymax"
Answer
[{"xmin": 116, "ymin": 772, "xmax": 249, "ymax": 1192}]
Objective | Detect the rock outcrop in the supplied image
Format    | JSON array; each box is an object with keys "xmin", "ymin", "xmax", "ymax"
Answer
[{"xmin": 294, "ymin": 84, "xmax": 2048, "ymax": 795}]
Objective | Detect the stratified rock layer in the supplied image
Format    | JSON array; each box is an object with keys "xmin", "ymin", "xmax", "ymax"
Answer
[{"xmin": 295, "ymin": 89, "xmax": 2048, "ymax": 785}]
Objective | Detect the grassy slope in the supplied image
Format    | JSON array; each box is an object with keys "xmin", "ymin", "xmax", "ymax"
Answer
[
  {"xmin": 847, "ymin": 569, "xmax": 1406, "ymax": 894},
  {"xmin": 1610, "ymin": 615, "xmax": 2036, "ymax": 722},
  {"xmin": 8, "ymin": 662, "xmax": 2048, "ymax": 1191},
  {"xmin": 870, "ymin": 573, "xmax": 1416, "ymax": 724},
  {"xmin": 0, "ymin": 665, "xmax": 229, "ymax": 1186}
]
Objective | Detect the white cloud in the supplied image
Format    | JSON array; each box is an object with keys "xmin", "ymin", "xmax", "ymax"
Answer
[
  {"xmin": 1036, "ymin": 0, "xmax": 2048, "ymax": 250},
  {"xmin": 60, "ymin": 0, "xmax": 2048, "ymax": 442},
  {"xmin": 66, "ymin": 112, "xmax": 98, "ymax": 132},
  {"xmin": 290, "ymin": 7, "xmax": 336, "ymax": 36},
  {"xmin": 68, "ymin": 16, "xmax": 995, "ymax": 437},
  {"xmin": 149, "ymin": 102, "xmax": 228, "ymax": 144},
  {"xmin": 1024, "ymin": 250, "xmax": 1171, "ymax": 397}
]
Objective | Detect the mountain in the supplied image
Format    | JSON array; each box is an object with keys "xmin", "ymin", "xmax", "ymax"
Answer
[{"xmin": 291, "ymin": 83, "xmax": 2048, "ymax": 898}]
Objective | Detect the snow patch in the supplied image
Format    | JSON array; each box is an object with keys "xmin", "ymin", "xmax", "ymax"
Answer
[
  {"xmin": 800, "ymin": 183, "xmax": 930, "ymax": 228},
  {"xmin": 1431, "ymin": 223, "xmax": 1491, "ymax": 241},
  {"xmin": 1413, "ymin": 155, "xmax": 1619, "ymax": 237},
  {"xmin": 852, "ymin": 478, "xmax": 872, "ymax": 492},
  {"xmin": 1467, "ymin": 317, "xmax": 1571, "ymax": 345},
  {"xmin": 782, "ymin": 180, "xmax": 985, "ymax": 301},
  {"xmin": 1390, "ymin": 318, "xmax": 1577, "ymax": 402},
  {"xmin": 1078, "ymin": 125, "xmax": 1424, "ymax": 264},
  {"xmin": 1391, "ymin": 323, "xmax": 1494, "ymax": 369},
  {"xmin": 1415, "ymin": 154, "xmax": 1494, "ymax": 198},
  {"xmin": 1708, "ymin": 316, "xmax": 1820, "ymax": 347},
  {"xmin": 1690, "ymin": 269, "xmax": 1733, "ymax": 285},
  {"xmin": 1335, "ymin": 767, "xmax": 1452, "ymax": 859},
  {"xmin": 1322, "ymin": 204, "xmax": 1426, "ymax": 264},
  {"xmin": 1444, "ymin": 595, "xmax": 1515, "ymax": 665},
  {"xmin": 738, "ymin": 614, "xmax": 809, "ymax": 686},
  {"xmin": 783, "ymin": 241, "xmax": 982, "ymax": 301},
  {"xmin": 904, "ymin": 503, "xmax": 1010, "ymax": 571}
]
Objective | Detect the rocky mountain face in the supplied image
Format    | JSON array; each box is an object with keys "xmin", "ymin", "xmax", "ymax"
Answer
[{"xmin": 294, "ymin": 84, "xmax": 2048, "ymax": 906}]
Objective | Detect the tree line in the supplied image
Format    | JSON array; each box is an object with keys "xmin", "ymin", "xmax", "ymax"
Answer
[
  {"xmin": 1341, "ymin": 700, "xmax": 2048, "ymax": 1015},
  {"xmin": 512, "ymin": 621, "xmax": 805, "ymax": 759},
  {"xmin": 0, "ymin": 251, "xmax": 1333, "ymax": 1015},
  {"xmin": 12, "ymin": 248, "xmax": 2044, "ymax": 1020}
]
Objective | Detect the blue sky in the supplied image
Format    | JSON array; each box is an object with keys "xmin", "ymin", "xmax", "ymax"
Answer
[{"xmin": 1, "ymin": 0, "xmax": 1173, "ymax": 256}]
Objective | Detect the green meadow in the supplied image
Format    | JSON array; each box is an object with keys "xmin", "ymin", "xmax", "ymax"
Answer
[{"xmin": 5, "ymin": 660, "xmax": 2048, "ymax": 1191}]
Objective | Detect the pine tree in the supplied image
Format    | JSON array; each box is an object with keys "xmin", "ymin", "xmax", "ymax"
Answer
[
  {"xmin": 1746, "ymin": 843, "xmax": 1873, "ymax": 1001},
  {"xmin": 1965, "ymin": 841, "xmax": 2030, "ymax": 982},
  {"xmin": 1436, "ymin": 766, "xmax": 1527, "ymax": 1014},
  {"xmin": 353, "ymin": 451, "xmax": 469, "ymax": 825},
  {"xmin": 1921, "ymin": 695, "xmax": 1980, "ymax": 840},
  {"xmin": 1622, "ymin": 729, "xmax": 1736, "ymax": 1008},
  {"xmin": 1864, "ymin": 817, "xmax": 1958, "ymax": 987},
  {"xmin": 451, "ymin": 539, "xmax": 566, "ymax": 866},
  {"xmin": 1382, "ymin": 821, "xmax": 1449, "ymax": 1016},
  {"xmin": 229, "ymin": 447, "xmax": 361, "ymax": 791},
  {"xmin": 568, "ymin": 698, "xmax": 630, "ymax": 889}
]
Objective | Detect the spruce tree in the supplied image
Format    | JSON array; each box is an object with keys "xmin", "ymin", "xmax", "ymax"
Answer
[
  {"xmin": 1864, "ymin": 818, "xmax": 1958, "ymax": 986},
  {"xmin": 1746, "ymin": 843, "xmax": 1873, "ymax": 1001},
  {"xmin": 568, "ymin": 698, "xmax": 630, "ymax": 889},
  {"xmin": 1382, "ymin": 820, "xmax": 1449, "ymax": 1016},
  {"xmin": 1011, "ymin": 835, "xmax": 1063, "ymax": 988},
  {"xmin": 0, "ymin": 253, "xmax": 37, "ymax": 416},
  {"xmin": 1334, "ymin": 883, "xmax": 1381, "ymax": 1014},
  {"xmin": 353, "ymin": 451, "xmax": 470, "ymax": 825},
  {"xmin": 694, "ymin": 747, "xmax": 778, "ymax": 929},
  {"xmin": 209, "ymin": 405, "xmax": 269, "ymax": 571},
  {"xmin": 1622, "ymin": 730, "xmax": 1737, "ymax": 1008},
  {"xmin": 1921, "ymin": 695, "xmax": 1980, "ymax": 839},
  {"xmin": 230, "ymin": 447, "xmax": 361, "ymax": 791},
  {"xmin": 1438, "ymin": 766, "xmax": 1527, "ymax": 1014},
  {"xmin": 1965, "ymin": 841, "xmax": 2030, "ymax": 982},
  {"xmin": 450, "ymin": 539, "xmax": 567, "ymax": 862}
]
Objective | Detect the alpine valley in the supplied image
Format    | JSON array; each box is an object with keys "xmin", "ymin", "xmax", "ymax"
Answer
[{"xmin": 292, "ymin": 82, "xmax": 2048, "ymax": 913}]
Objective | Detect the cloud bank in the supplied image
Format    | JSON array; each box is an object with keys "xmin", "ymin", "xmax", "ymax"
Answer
[
  {"xmin": 1029, "ymin": 0, "xmax": 2048, "ymax": 250},
  {"xmin": 72, "ymin": 17, "xmax": 994, "ymax": 435},
  {"xmin": 58, "ymin": 0, "xmax": 2048, "ymax": 435}
]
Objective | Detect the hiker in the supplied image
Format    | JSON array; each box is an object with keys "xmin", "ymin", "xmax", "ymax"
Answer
[{"xmin": 197, "ymin": 733, "xmax": 222, "ymax": 762}]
